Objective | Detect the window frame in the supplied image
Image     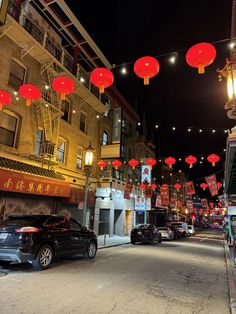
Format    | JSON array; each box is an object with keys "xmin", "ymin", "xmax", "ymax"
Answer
[
  {"xmin": 56, "ymin": 137, "xmax": 67, "ymax": 164},
  {"xmin": 35, "ymin": 128, "xmax": 44, "ymax": 155},
  {"xmin": 8, "ymin": 58, "xmax": 26, "ymax": 90},
  {"xmin": 0, "ymin": 109, "xmax": 20, "ymax": 148},
  {"xmin": 102, "ymin": 130, "xmax": 109, "ymax": 146},
  {"xmin": 79, "ymin": 111, "xmax": 87, "ymax": 133},
  {"xmin": 76, "ymin": 147, "xmax": 83, "ymax": 170},
  {"xmin": 61, "ymin": 98, "xmax": 71, "ymax": 123}
]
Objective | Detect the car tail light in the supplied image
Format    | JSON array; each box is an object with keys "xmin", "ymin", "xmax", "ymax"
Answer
[{"xmin": 16, "ymin": 227, "xmax": 41, "ymax": 233}]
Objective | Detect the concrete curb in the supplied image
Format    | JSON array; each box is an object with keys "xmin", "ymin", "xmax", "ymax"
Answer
[
  {"xmin": 224, "ymin": 241, "xmax": 236, "ymax": 314},
  {"xmin": 98, "ymin": 242, "xmax": 130, "ymax": 249}
]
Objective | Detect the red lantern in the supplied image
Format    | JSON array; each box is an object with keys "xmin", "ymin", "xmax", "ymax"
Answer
[
  {"xmin": 200, "ymin": 183, "xmax": 208, "ymax": 191},
  {"xmin": 217, "ymin": 182, "xmax": 222, "ymax": 189},
  {"xmin": 207, "ymin": 154, "xmax": 220, "ymax": 166},
  {"xmin": 52, "ymin": 76, "xmax": 75, "ymax": 100},
  {"xmin": 209, "ymin": 202, "xmax": 214, "ymax": 207},
  {"xmin": 164, "ymin": 157, "xmax": 176, "ymax": 168},
  {"xmin": 174, "ymin": 183, "xmax": 181, "ymax": 192},
  {"xmin": 19, "ymin": 84, "xmax": 40, "ymax": 106},
  {"xmin": 112, "ymin": 160, "xmax": 122, "ymax": 170},
  {"xmin": 140, "ymin": 183, "xmax": 146, "ymax": 189},
  {"xmin": 185, "ymin": 155, "xmax": 197, "ymax": 168},
  {"xmin": 0, "ymin": 90, "xmax": 11, "ymax": 110},
  {"xmin": 146, "ymin": 158, "xmax": 156, "ymax": 169},
  {"xmin": 162, "ymin": 184, "xmax": 169, "ymax": 188},
  {"xmin": 97, "ymin": 160, "xmax": 107, "ymax": 170},
  {"xmin": 90, "ymin": 68, "xmax": 114, "ymax": 93},
  {"xmin": 134, "ymin": 56, "xmax": 160, "ymax": 85},
  {"xmin": 186, "ymin": 42, "xmax": 216, "ymax": 74},
  {"xmin": 150, "ymin": 183, "xmax": 157, "ymax": 190},
  {"xmin": 128, "ymin": 159, "xmax": 139, "ymax": 169}
]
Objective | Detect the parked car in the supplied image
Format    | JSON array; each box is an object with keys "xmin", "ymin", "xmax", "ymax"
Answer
[
  {"xmin": 170, "ymin": 222, "xmax": 190, "ymax": 237},
  {"xmin": 158, "ymin": 227, "xmax": 175, "ymax": 240},
  {"xmin": 169, "ymin": 225, "xmax": 182, "ymax": 239},
  {"xmin": 187, "ymin": 225, "xmax": 196, "ymax": 235},
  {"xmin": 131, "ymin": 224, "xmax": 162, "ymax": 245},
  {"xmin": 0, "ymin": 215, "xmax": 97, "ymax": 270}
]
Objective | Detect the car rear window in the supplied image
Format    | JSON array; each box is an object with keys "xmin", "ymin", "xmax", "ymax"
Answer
[
  {"xmin": 0, "ymin": 216, "xmax": 40, "ymax": 228},
  {"xmin": 159, "ymin": 227, "xmax": 167, "ymax": 230}
]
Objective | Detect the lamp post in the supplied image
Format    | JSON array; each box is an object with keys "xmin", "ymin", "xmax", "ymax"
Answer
[{"xmin": 82, "ymin": 144, "xmax": 94, "ymax": 227}]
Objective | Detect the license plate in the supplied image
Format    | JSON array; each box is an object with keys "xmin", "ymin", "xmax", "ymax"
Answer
[
  {"xmin": 0, "ymin": 233, "xmax": 8, "ymax": 240},
  {"xmin": 138, "ymin": 231, "xmax": 142, "ymax": 235}
]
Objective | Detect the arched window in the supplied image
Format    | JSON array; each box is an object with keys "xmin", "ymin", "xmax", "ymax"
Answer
[{"xmin": 0, "ymin": 109, "xmax": 21, "ymax": 148}]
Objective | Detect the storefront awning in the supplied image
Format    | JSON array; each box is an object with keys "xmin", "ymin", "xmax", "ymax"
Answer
[{"xmin": 0, "ymin": 157, "xmax": 65, "ymax": 180}]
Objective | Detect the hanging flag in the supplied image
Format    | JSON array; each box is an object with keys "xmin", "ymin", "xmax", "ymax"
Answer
[
  {"xmin": 155, "ymin": 194, "xmax": 162, "ymax": 208},
  {"xmin": 160, "ymin": 185, "xmax": 169, "ymax": 206},
  {"xmin": 124, "ymin": 182, "xmax": 133, "ymax": 199},
  {"xmin": 185, "ymin": 181, "xmax": 196, "ymax": 195},
  {"xmin": 205, "ymin": 174, "xmax": 218, "ymax": 196},
  {"xmin": 201, "ymin": 198, "xmax": 208, "ymax": 208},
  {"xmin": 141, "ymin": 165, "xmax": 151, "ymax": 184},
  {"xmin": 186, "ymin": 200, "xmax": 194, "ymax": 212},
  {"xmin": 145, "ymin": 185, "xmax": 152, "ymax": 198}
]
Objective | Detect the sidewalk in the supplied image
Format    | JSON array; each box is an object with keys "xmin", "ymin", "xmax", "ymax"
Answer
[
  {"xmin": 224, "ymin": 240, "xmax": 236, "ymax": 314},
  {"xmin": 97, "ymin": 235, "xmax": 130, "ymax": 249}
]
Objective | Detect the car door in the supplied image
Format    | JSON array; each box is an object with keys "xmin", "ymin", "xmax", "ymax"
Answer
[
  {"xmin": 44, "ymin": 217, "xmax": 72, "ymax": 256},
  {"xmin": 68, "ymin": 219, "xmax": 87, "ymax": 254}
]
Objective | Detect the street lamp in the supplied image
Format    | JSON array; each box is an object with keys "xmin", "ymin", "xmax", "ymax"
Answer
[
  {"xmin": 82, "ymin": 143, "xmax": 94, "ymax": 226},
  {"xmin": 218, "ymin": 50, "xmax": 236, "ymax": 122}
]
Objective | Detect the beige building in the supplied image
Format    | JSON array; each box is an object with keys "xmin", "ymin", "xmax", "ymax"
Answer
[{"xmin": 0, "ymin": 1, "xmax": 156, "ymax": 235}]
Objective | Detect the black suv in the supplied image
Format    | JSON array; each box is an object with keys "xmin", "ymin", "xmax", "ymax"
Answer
[
  {"xmin": 0, "ymin": 215, "xmax": 97, "ymax": 270},
  {"xmin": 131, "ymin": 224, "xmax": 162, "ymax": 245}
]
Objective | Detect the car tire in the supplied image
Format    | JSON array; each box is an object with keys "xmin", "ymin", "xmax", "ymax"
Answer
[
  {"xmin": 158, "ymin": 238, "xmax": 162, "ymax": 243},
  {"xmin": 84, "ymin": 241, "xmax": 97, "ymax": 259},
  {"xmin": 32, "ymin": 244, "xmax": 53, "ymax": 271},
  {"xmin": 0, "ymin": 261, "xmax": 11, "ymax": 267},
  {"xmin": 151, "ymin": 237, "xmax": 157, "ymax": 245},
  {"xmin": 131, "ymin": 240, "xmax": 136, "ymax": 245}
]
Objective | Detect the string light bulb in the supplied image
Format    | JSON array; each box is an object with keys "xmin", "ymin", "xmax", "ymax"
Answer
[
  {"xmin": 212, "ymin": 129, "xmax": 216, "ymax": 133},
  {"xmin": 169, "ymin": 56, "xmax": 176, "ymax": 64},
  {"xmin": 172, "ymin": 127, "xmax": 176, "ymax": 131},
  {"xmin": 187, "ymin": 128, "xmax": 191, "ymax": 132},
  {"xmin": 155, "ymin": 124, "xmax": 159, "ymax": 129},
  {"xmin": 120, "ymin": 66, "xmax": 128, "ymax": 74},
  {"xmin": 199, "ymin": 129, "xmax": 203, "ymax": 133},
  {"xmin": 137, "ymin": 122, "xmax": 141, "ymax": 126},
  {"xmin": 229, "ymin": 42, "xmax": 235, "ymax": 49},
  {"xmin": 80, "ymin": 77, "xmax": 85, "ymax": 83}
]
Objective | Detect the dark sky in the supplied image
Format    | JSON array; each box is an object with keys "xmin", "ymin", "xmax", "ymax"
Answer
[{"xmin": 66, "ymin": 0, "xmax": 234, "ymax": 197}]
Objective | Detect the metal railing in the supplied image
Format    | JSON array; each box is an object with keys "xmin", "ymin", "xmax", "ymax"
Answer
[{"xmin": 7, "ymin": 0, "xmax": 110, "ymax": 107}]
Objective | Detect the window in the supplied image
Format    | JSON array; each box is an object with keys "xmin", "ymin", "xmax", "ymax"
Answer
[
  {"xmin": 44, "ymin": 217, "xmax": 68, "ymax": 229},
  {"xmin": 61, "ymin": 99, "xmax": 70, "ymax": 122},
  {"xmin": 35, "ymin": 129, "xmax": 44, "ymax": 155},
  {"xmin": 102, "ymin": 131, "xmax": 108, "ymax": 145},
  {"xmin": 56, "ymin": 137, "xmax": 66, "ymax": 163},
  {"xmin": 80, "ymin": 112, "xmax": 86, "ymax": 132},
  {"xmin": 68, "ymin": 219, "xmax": 82, "ymax": 231},
  {"xmin": 8, "ymin": 59, "xmax": 26, "ymax": 90},
  {"xmin": 76, "ymin": 148, "xmax": 83, "ymax": 170},
  {"xmin": 0, "ymin": 110, "xmax": 20, "ymax": 147}
]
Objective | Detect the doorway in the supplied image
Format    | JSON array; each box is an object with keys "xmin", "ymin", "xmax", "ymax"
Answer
[
  {"xmin": 114, "ymin": 209, "xmax": 122, "ymax": 235},
  {"xmin": 98, "ymin": 208, "xmax": 110, "ymax": 235}
]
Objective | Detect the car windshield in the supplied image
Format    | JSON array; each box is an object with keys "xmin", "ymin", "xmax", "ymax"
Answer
[{"xmin": 136, "ymin": 224, "xmax": 150, "ymax": 229}]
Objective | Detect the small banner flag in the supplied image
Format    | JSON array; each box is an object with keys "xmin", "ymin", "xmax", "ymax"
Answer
[
  {"xmin": 205, "ymin": 174, "xmax": 218, "ymax": 196},
  {"xmin": 185, "ymin": 181, "xmax": 196, "ymax": 195}
]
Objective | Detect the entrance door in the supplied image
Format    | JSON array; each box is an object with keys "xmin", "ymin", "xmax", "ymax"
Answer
[
  {"xmin": 98, "ymin": 208, "xmax": 110, "ymax": 235},
  {"xmin": 114, "ymin": 209, "xmax": 122, "ymax": 235},
  {"xmin": 125, "ymin": 210, "xmax": 133, "ymax": 235}
]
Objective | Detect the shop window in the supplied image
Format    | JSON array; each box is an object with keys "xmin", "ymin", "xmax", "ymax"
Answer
[
  {"xmin": 8, "ymin": 59, "xmax": 26, "ymax": 90},
  {"xmin": 102, "ymin": 131, "xmax": 108, "ymax": 145},
  {"xmin": 76, "ymin": 147, "xmax": 83, "ymax": 170},
  {"xmin": 61, "ymin": 99, "xmax": 71, "ymax": 122},
  {"xmin": 80, "ymin": 111, "xmax": 86, "ymax": 132},
  {"xmin": 0, "ymin": 110, "xmax": 20, "ymax": 147},
  {"xmin": 35, "ymin": 129, "xmax": 44, "ymax": 155},
  {"xmin": 56, "ymin": 137, "xmax": 66, "ymax": 163}
]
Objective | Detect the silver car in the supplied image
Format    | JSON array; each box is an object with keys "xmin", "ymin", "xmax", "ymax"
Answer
[{"xmin": 158, "ymin": 227, "xmax": 175, "ymax": 240}]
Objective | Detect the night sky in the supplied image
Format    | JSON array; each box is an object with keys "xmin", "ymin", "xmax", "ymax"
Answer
[{"xmin": 66, "ymin": 0, "xmax": 234, "ymax": 197}]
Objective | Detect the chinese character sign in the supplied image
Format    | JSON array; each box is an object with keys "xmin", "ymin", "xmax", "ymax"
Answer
[
  {"xmin": 205, "ymin": 174, "xmax": 218, "ymax": 196},
  {"xmin": 201, "ymin": 198, "xmax": 208, "ymax": 208},
  {"xmin": 155, "ymin": 194, "xmax": 162, "ymax": 208},
  {"xmin": 185, "ymin": 181, "xmax": 195, "ymax": 195},
  {"xmin": 141, "ymin": 165, "xmax": 151, "ymax": 184},
  {"xmin": 124, "ymin": 182, "xmax": 133, "ymax": 199},
  {"xmin": 186, "ymin": 200, "xmax": 194, "ymax": 212},
  {"xmin": 160, "ymin": 185, "xmax": 169, "ymax": 206}
]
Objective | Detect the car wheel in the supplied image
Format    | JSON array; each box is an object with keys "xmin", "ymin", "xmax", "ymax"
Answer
[
  {"xmin": 0, "ymin": 261, "xmax": 11, "ymax": 267},
  {"xmin": 131, "ymin": 239, "xmax": 136, "ymax": 245},
  {"xmin": 84, "ymin": 241, "xmax": 97, "ymax": 259},
  {"xmin": 32, "ymin": 244, "xmax": 53, "ymax": 271},
  {"xmin": 158, "ymin": 237, "xmax": 162, "ymax": 243}
]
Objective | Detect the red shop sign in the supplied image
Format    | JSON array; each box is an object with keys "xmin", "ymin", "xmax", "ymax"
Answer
[{"xmin": 0, "ymin": 168, "xmax": 70, "ymax": 197}]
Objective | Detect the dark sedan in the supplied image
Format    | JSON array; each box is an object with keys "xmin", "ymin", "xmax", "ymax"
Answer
[
  {"xmin": 0, "ymin": 215, "xmax": 97, "ymax": 270},
  {"xmin": 131, "ymin": 224, "xmax": 162, "ymax": 245}
]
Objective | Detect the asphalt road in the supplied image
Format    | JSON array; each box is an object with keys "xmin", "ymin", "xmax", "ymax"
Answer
[{"xmin": 0, "ymin": 230, "xmax": 229, "ymax": 314}]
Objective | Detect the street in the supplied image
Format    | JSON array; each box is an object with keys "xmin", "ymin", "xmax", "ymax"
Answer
[{"xmin": 0, "ymin": 230, "xmax": 229, "ymax": 314}]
